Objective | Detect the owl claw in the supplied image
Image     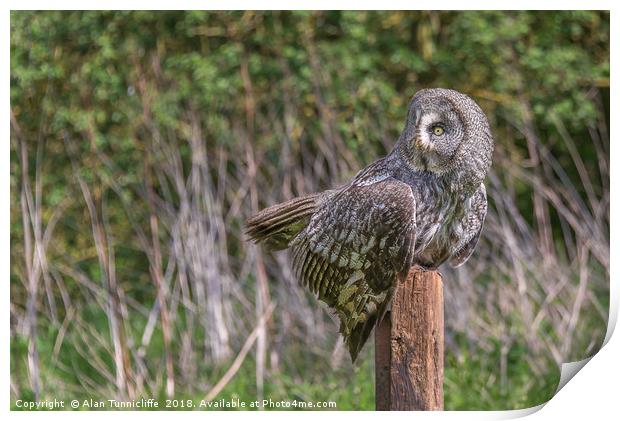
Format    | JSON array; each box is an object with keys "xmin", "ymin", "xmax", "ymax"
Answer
[{"xmin": 411, "ymin": 264, "xmax": 436, "ymax": 272}]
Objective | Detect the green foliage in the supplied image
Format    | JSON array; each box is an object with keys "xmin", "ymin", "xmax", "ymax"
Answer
[
  {"xmin": 10, "ymin": 10, "xmax": 610, "ymax": 216},
  {"xmin": 444, "ymin": 336, "xmax": 559, "ymax": 410},
  {"xmin": 10, "ymin": 309, "xmax": 560, "ymax": 410}
]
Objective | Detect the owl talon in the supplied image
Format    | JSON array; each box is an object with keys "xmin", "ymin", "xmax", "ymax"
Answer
[{"xmin": 411, "ymin": 264, "xmax": 436, "ymax": 272}]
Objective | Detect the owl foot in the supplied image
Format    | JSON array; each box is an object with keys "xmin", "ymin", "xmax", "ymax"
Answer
[{"xmin": 411, "ymin": 264, "xmax": 437, "ymax": 272}]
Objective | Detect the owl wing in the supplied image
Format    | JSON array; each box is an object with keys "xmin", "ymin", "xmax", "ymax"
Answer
[
  {"xmin": 449, "ymin": 183, "xmax": 487, "ymax": 268},
  {"xmin": 290, "ymin": 175, "xmax": 416, "ymax": 361}
]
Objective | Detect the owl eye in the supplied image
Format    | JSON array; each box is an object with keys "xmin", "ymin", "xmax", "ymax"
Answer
[{"xmin": 432, "ymin": 125, "xmax": 445, "ymax": 136}]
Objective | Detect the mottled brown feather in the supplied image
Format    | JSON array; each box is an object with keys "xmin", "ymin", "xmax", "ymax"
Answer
[{"xmin": 289, "ymin": 175, "xmax": 416, "ymax": 361}]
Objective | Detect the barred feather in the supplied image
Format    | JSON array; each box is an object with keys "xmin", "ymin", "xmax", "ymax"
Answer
[
  {"xmin": 288, "ymin": 173, "xmax": 417, "ymax": 361},
  {"xmin": 245, "ymin": 193, "xmax": 323, "ymax": 250}
]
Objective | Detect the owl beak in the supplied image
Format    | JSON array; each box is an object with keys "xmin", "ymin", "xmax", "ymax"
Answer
[{"xmin": 415, "ymin": 136, "xmax": 434, "ymax": 151}]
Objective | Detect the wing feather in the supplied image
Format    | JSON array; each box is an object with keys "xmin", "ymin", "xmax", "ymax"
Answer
[{"xmin": 289, "ymin": 175, "xmax": 416, "ymax": 361}]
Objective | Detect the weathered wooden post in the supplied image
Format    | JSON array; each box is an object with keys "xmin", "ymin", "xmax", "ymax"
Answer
[{"xmin": 375, "ymin": 268, "xmax": 444, "ymax": 410}]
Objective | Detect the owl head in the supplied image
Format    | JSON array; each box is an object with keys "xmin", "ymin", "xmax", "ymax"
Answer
[{"xmin": 396, "ymin": 88, "xmax": 494, "ymax": 191}]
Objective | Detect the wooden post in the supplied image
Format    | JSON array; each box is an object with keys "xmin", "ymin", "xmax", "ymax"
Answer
[{"xmin": 375, "ymin": 268, "xmax": 444, "ymax": 410}]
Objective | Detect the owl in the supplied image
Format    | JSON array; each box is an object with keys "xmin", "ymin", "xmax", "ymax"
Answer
[{"xmin": 246, "ymin": 88, "xmax": 494, "ymax": 361}]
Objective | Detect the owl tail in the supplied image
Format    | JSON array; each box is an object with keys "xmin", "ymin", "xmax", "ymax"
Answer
[
  {"xmin": 341, "ymin": 287, "xmax": 394, "ymax": 363},
  {"xmin": 346, "ymin": 316, "xmax": 378, "ymax": 363},
  {"xmin": 245, "ymin": 193, "xmax": 322, "ymax": 251}
]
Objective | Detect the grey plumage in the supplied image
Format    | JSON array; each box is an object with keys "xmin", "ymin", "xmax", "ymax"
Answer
[{"xmin": 246, "ymin": 88, "xmax": 494, "ymax": 361}]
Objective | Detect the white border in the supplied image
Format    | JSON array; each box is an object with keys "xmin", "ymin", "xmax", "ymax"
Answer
[
  {"xmin": 4, "ymin": 3, "xmax": 617, "ymax": 420},
  {"xmin": 2, "ymin": 1, "xmax": 618, "ymax": 11}
]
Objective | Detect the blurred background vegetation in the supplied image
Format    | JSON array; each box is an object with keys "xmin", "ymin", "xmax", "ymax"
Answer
[{"xmin": 10, "ymin": 11, "xmax": 609, "ymax": 410}]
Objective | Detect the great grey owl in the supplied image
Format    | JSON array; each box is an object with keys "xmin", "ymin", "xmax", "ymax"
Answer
[{"xmin": 246, "ymin": 88, "xmax": 494, "ymax": 361}]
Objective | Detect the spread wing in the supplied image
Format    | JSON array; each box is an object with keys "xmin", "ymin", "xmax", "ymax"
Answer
[
  {"xmin": 289, "ymin": 175, "xmax": 416, "ymax": 361},
  {"xmin": 449, "ymin": 183, "xmax": 487, "ymax": 268}
]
